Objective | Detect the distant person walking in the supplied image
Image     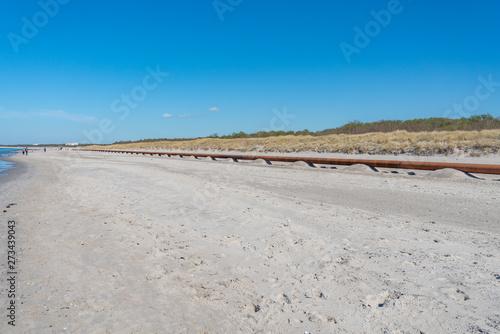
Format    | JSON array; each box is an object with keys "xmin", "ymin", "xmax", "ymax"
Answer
[
  {"xmin": 25, "ymin": 147, "xmax": 28, "ymax": 156},
  {"xmin": 44, "ymin": 147, "xmax": 47, "ymax": 153}
]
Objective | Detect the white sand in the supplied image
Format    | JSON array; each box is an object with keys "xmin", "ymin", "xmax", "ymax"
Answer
[{"xmin": 0, "ymin": 150, "xmax": 499, "ymax": 333}]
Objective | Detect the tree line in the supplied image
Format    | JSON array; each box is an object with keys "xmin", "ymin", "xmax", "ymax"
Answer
[{"xmin": 112, "ymin": 114, "xmax": 500, "ymax": 144}]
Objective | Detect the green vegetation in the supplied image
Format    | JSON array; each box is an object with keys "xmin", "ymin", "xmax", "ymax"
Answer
[
  {"xmin": 316, "ymin": 114, "xmax": 500, "ymax": 135},
  {"xmin": 111, "ymin": 114, "xmax": 500, "ymax": 144},
  {"xmin": 218, "ymin": 130, "xmax": 314, "ymax": 139},
  {"xmin": 112, "ymin": 137, "xmax": 198, "ymax": 145}
]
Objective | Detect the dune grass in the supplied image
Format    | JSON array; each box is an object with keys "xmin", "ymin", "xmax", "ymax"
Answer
[{"xmin": 89, "ymin": 129, "xmax": 500, "ymax": 156}]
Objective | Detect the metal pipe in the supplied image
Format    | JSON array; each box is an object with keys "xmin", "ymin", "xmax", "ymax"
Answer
[{"xmin": 83, "ymin": 149, "xmax": 500, "ymax": 175}]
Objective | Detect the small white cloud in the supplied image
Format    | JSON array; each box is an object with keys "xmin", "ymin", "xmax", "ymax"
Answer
[
  {"xmin": 208, "ymin": 107, "xmax": 220, "ymax": 112},
  {"xmin": 162, "ymin": 113, "xmax": 173, "ymax": 118},
  {"xmin": 36, "ymin": 109, "xmax": 96, "ymax": 122},
  {"xmin": 0, "ymin": 110, "xmax": 25, "ymax": 119},
  {"xmin": 0, "ymin": 108, "xmax": 95, "ymax": 122}
]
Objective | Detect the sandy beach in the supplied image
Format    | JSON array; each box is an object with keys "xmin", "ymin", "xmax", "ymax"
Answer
[{"xmin": 1, "ymin": 150, "xmax": 499, "ymax": 333}]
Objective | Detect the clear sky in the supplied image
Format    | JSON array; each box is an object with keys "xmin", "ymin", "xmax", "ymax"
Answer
[{"xmin": 1, "ymin": 0, "xmax": 499, "ymax": 145}]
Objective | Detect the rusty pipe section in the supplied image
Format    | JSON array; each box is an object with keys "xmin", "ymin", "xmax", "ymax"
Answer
[{"xmin": 83, "ymin": 149, "xmax": 500, "ymax": 175}]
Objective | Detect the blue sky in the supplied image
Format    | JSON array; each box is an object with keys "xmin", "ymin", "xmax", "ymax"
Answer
[{"xmin": 1, "ymin": 0, "xmax": 499, "ymax": 145}]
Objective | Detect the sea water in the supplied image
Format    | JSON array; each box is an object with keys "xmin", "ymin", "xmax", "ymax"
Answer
[{"xmin": 0, "ymin": 148, "xmax": 22, "ymax": 177}]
